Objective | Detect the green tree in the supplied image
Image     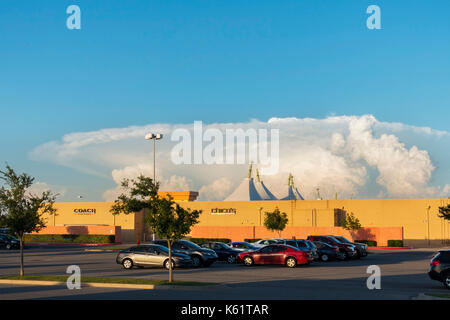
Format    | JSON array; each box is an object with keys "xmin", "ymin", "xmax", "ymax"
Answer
[
  {"xmin": 110, "ymin": 175, "xmax": 201, "ymax": 283},
  {"xmin": 438, "ymin": 204, "xmax": 450, "ymax": 221},
  {"xmin": 263, "ymin": 207, "xmax": 288, "ymax": 237},
  {"xmin": 0, "ymin": 165, "xmax": 57, "ymax": 276},
  {"xmin": 340, "ymin": 212, "xmax": 362, "ymax": 231}
]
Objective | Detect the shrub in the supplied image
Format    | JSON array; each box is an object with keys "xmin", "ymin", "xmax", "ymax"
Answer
[
  {"xmin": 188, "ymin": 238, "xmax": 231, "ymax": 245},
  {"xmin": 355, "ymin": 240, "xmax": 377, "ymax": 247},
  {"xmin": 387, "ymin": 240, "xmax": 403, "ymax": 247},
  {"xmin": 24, "ymin": 234, "xmax": 116, "ymax": 244}
]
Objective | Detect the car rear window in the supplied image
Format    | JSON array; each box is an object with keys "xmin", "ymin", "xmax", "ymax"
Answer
[{"xmin": 439, "ymin": 251, "xmax": 450, "ymax": 262}]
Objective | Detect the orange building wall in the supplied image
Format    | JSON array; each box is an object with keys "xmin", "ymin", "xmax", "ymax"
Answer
[
  {"xmin": 190, "ymin": 226, "xmax": 402, "ymax": 247},
  {"xmin": 29, "ymin": 225, "xmax": 122, "ymax": 243}
]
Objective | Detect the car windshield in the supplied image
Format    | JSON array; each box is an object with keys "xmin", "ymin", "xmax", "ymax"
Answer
[
  {"xmin": 153, "ymin": 245, "xmax": 168, "ymax": 254},
  {"xmin": 335, "ymin": 236, "xmax": 351, "ymax": 244},
  {"xmin": 296, "ymin": 241, "xmax": 308, "ymax": 248},
  {"xmin": 179, "ymin": 240, "xmax": 202, "ymax": 250},
  {"xmin": 329, "ymin": 236, "xmax": 343, "ymax": 243},
  {"xmin": 306, "ymin": 240, "xmax": 316, "ymax": 249}
]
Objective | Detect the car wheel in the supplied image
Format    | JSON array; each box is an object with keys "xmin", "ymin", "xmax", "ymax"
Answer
[
  {"xmin": 164, "ymin": 259, "xmax": 175, "ymax": 270},
  {"xmin": 320, "ymin": 254, "xmax": 329, "ymax": 262},
  {"xmin": 443, "ymin": 274, "xmax": 450, "ymax": 290},
  {"xmin": 286, "ymin": 257, "xmax": 297, "ymax": 268},
  {"xmin": 227, "ymin": 255, "xmax": 236, "ymax": 264},
  {"xmin": 122, "ymin": 258, "xmax": 133, "ymax": 269},
  {"xmin": 243, "ymin": 256, "xmax": 254, "ymax": 266},
  {"xmin": 6, "ymin": 243, "xmax": 11, "ymax": 250},
  {"xmin": 191, "ymin": 255, "xmax": 202, "ymax": 268},
  {"xmin": 343, "ymin": 252, "xmax": 350, "ymax": 260}
]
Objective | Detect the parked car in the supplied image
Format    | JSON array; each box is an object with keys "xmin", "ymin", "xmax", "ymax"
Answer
[
  {"xmin": 333, "ymin": 236, "xmax": 368, "ymax": 258},
  {"xmin": 152, "ymin": 239, "xmax": 218, "ymax": 267},
  {"xmin": 307, "ymin": 235, "xmax": 357, "ymax": 259},
  {"xmin": 278, "ymin": 239, "xmax": 319, "ymax": 261},
  {"xmin": 252, "ymin": 239, "xmax": 281, "ymax": 248},
  {"xmin": 428, "ymin": 250, "xmax": 450, "ymax": 289},
  {"xmin": 313, "ymin": 241, "xmax": 344, "ymax": 261},
  {"xmin": 0, "ymin": 228, "xmax": 9, "ymax": 235},
  {"xmin": 116, "ymin": 244, "xmax": 193, "ymax": 270},
  {"xmin": 238, "ymin": 244, "xmax": 310, "ymax": 268},
  {"xmin": 201, "ymin": 242, "xmax": 241, "ymax": 263},
  {"xmin": 229, "ymin": 241, "xmax": 259, "ymax": 252},
  {"xmin": 0, "ymin": 234, "xmax": 19, "ymax": 250}
]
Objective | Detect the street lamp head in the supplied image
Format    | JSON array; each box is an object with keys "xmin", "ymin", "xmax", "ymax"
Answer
[{"xmin": 145, "ymin": 133, "xmax": 163, "ymax": 140}]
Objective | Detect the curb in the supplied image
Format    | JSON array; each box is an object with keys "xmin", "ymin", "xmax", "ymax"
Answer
[
  {"xmin": 0, "ymin": 279, "xmax": 219, "ymax": 290},
  {"xmin": 0, "ymin": 279, "xmax": 155, "ymax": 290}
]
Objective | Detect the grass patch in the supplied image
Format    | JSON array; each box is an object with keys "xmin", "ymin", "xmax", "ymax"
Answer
[
  {"xmin": 426, "ymin": 293, "xmax": 450, "ymax": 299},
  {"xmin": 0, "ymin": 275, "xmax": 216, "ymax": 286}
]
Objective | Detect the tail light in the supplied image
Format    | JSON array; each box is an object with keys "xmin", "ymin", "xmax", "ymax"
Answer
[
  {"xmin": 431, "ymin": 260, "xmax": 440, "ymax": 266},
  {"xmin": 117, "ymin": 251, "xmax": 121, "ymax": 255}
]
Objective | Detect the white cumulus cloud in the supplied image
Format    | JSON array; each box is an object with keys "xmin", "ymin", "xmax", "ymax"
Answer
[{"xmin": 30, "ymin": 115, "xmax": 450, "ymax": 201}]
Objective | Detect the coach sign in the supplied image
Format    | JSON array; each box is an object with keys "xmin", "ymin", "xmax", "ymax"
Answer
[{"xmin": 73, "ymin": 208, "xmax": 96, "ymax": 215}]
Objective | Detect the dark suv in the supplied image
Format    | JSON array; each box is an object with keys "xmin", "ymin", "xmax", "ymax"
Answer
[
  {"xmin": 429, "ymin": 250, "xmax": 450, "ymax": 289},
  {"xmin": 201, "ymin": 242, "xmax": 241, "ymax": 264},
  {"xmin": 333, "ymin": 236, "xmax": 368, "ymax": 258},
  {"xmin": 0, "ymin": 234, "xmax": 19, "ymax": 250},
  {"xmin": 152, "ymin": 240, "xmax": 218, "ymax": 267},
  {"xmin": 307, "ymin": 235, "xmax": 357, "ymax": 259}
]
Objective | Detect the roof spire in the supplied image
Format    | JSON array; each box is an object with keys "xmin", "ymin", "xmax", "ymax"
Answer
[
  {"xmin": 256, "ymin": 168, "xmax": 261, "ymax": 182},
  {"xmin": 248, "ymin": 162, "xmax": 253, "ymax": 179},
  {"xmin": 288, "ymin": 173, "xmax": 294, "ymax": 186}
]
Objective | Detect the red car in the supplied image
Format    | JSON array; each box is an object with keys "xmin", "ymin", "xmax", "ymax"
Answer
[{"xmin": 238, "ymin": 244, "xmax": 310, "ymax": 268}]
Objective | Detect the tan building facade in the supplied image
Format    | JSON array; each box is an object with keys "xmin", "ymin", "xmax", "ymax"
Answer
[{"xmin": 38, "ymin": 195, "xmax": 450, "ymax": 247}]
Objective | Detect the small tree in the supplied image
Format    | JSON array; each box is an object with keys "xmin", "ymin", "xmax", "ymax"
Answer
[
  {"xmin": 340, "ymin": 212, "xmax": 362, "ymax": 231},
  {"xmin": 0, "ymin": 165, "xmax": 57, "ymax": 276},
  {"xmin": 438, "ymin": 204, "xmax": 450, "ymax": 221},
  {"xmin": 264, "ymin": 207, "xmax": 288, "ymax": 237},
  {"xmin": 110, "ymin": 175, "xmax": 201, "ymax": 283}
]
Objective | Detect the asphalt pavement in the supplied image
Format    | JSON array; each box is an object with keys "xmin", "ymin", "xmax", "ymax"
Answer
[{"xmin": 0, "ymin": 246, "xmax": 449, "ymax": 299}]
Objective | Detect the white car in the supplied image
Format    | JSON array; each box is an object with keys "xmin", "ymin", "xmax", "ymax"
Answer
[{"xmin": 252, "ymin": 239, "xmax": 280, "ymax": 248}]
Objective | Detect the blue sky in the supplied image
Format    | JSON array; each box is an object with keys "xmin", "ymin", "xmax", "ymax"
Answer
[{"xmin": 1, "ymin": 1, "xmax": 449, "ymax": 200}]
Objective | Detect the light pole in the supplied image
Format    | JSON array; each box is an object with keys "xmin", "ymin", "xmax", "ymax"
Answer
[
  {"xmin": 427, "ymin": 206, "xmax": 431, "ymax": 247},
  {"xmin": 145, "ymin": 133, "xmax": 163, "ymax": 241},
  {"xmin": 145, "ymin": 133, "xmax": 163, "ymax": 182}
]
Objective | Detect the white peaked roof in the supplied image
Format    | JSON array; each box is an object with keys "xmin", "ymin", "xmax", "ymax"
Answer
[
  {"xmin": 294, "ymin": 187, "xmax": 305, "ymax": 201},
  {"xmin": 224, "ymin": 178, "xmax": 262, "ymax": 201},
  {"xmin": 254, "ymin": 170, "xmax": 278, "ymax": 200},
  {"xmin": 281, "ymin": 174, "xmax": 305, "ymax": 200}
]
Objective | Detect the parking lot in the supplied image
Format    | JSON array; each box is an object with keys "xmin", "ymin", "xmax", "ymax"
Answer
[{"xmin": 0, "ymin": 246, "xmax": 449, "ymax": 299}]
